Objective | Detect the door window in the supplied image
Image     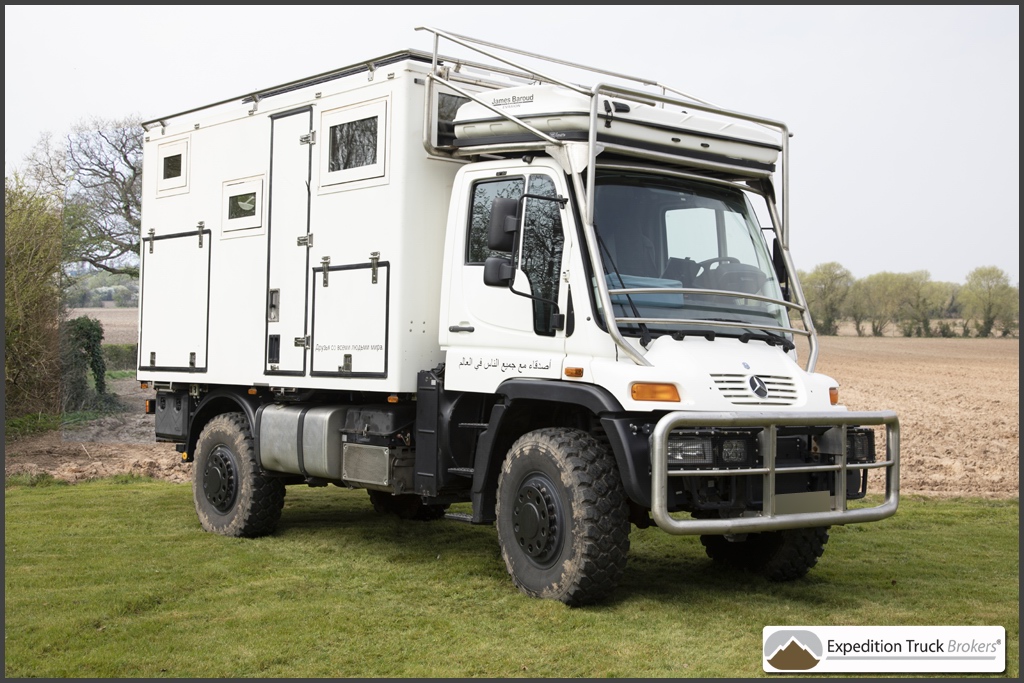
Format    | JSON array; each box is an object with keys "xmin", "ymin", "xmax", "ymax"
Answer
[{"xmin": 465, "ymin": 173, "xmax": 565, "ymax": 336}]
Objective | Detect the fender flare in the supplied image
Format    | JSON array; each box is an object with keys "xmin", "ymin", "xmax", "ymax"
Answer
[
  {"xmin": 184, "ymin": 388, "xmax": 261, "ymax": 461},
  {"xmin": 469, "ymin": 379, "xmax": 632, "ymax": 523}
]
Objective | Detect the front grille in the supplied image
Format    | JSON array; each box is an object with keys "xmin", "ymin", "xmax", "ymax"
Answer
[{"xmin": 712, "ymin": 374, "xmax": 798, "ymax": 406}]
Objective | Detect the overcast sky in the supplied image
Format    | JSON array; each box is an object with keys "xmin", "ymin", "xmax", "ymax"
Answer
[{"xmin": 5, "ymin": 5, "xmax": 1019, "ymax": 285}]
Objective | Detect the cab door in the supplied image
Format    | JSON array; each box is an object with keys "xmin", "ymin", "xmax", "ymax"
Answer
[{"xmin": 442, "ymin": 166, "xmax": 571, "ymax": 392}]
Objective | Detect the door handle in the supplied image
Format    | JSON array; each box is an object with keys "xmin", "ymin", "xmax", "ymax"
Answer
[{"xmin": 448, "ymin": 325, "xmax": 475, "ymax": 333}]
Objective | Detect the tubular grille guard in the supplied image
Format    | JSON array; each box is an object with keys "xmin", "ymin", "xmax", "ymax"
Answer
[{"xmin": 649, "ymin": 410, "xmax": 899, "ymax": 535}]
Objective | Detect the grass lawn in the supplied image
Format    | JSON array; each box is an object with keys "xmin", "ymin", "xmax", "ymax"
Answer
[{"xmin": 4, "ymin": 479, "xmax": 1018, "ymax": 678}]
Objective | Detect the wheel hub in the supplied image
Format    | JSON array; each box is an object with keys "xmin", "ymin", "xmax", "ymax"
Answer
[
  {"xmin": 512, "ymin": 478, "xmax": 560, "ymax": 564},
  {"xmin": 203, "ymin": 445, "xmax": 238, "ymax": 513}
]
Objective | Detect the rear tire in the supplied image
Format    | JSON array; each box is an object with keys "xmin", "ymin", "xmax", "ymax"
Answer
[
  {"xmin": 495, "ymin": 428, "xmax": 630, "ymax": 606},
  {"xmin": 701, "ymin": 526, "xmax": 830, "ymax": 581},
  {"xmin": 192, "ymin": 412, "xmax": 285, "ymax": 537},
  {"xmin": 367, "ymin": 490, "xmax": 449, "ymax": 521}
]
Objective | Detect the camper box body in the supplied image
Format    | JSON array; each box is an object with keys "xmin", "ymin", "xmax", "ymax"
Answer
[{"xmin": 138, "ymin": 53, "xmax": 456, "ymax": 394}]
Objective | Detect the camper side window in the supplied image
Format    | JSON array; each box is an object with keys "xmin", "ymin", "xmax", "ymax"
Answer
[
  {"xmin": 466, "ymin": 177, "xmax": 523, "ymax": 264},
  {"xmin": 156, "ymin": 139, "xmax": 189, "ymax": 195},
  {"xmin": 221, "ymin": 177, "xmax": 264, "ymax": 235},
  {"xmin": 320, "ymin": 99, "xmax": 387, "ymax": 188}
]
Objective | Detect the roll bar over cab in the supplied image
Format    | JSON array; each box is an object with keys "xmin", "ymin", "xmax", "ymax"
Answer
[{"xmin": 137, "ymin": 27, "xmax": 899, "ymax": 606}]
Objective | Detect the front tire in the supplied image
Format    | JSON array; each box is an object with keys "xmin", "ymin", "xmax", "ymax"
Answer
[
  {"xmin": 700, "ymin": 526, "xmax": 830, "ymax": 581},
  {"xmin": 192, "ymin": 412, "xmax": 285, "ymax": 537},
  {"xmin": 495, "ymin": 428, "xmax": 630, "ymax": 606}
]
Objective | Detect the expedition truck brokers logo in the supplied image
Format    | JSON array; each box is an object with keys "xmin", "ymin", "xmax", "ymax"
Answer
[{"xmin": 763, "ymin": 626, "xmax": 1005, "ymax": 674}]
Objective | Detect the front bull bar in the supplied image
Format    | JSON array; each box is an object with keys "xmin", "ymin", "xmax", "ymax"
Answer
[{"xmin": 649, "ymin": 410, "xmax": 900, "ymax": 535}]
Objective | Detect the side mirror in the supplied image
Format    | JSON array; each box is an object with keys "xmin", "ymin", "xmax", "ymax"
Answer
[
  {"xmin": 487, "ymin": 197, "xmax": 519, "ymax": 252},
  {"xmin": 483, "ymin": 256, "xmax": 514, "ymax": 287}
]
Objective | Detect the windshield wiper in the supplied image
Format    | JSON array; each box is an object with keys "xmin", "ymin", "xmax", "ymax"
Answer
[
  {"xmin": 595, "ymin": 225, "xmax": 652, "ymax": 348},
  {"xmin": 738, "ymin": 330, "xmax": 795, "ymax": 351},
  {"xmin": 670, "ymin": 322, "xmax": 796, "ymax": 351},
  {"xmin": 670, "ymin": 330, "xmax": 717, "ymax": 342}
]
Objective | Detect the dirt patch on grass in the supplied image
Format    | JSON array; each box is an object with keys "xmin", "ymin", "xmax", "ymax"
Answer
[
  {"xmin": 5, "ymin": 377, "xmax": 188, "ymax": 484},
  {"xmin": 4, "ymin": 338, "xmax": 1019, "ymax": 499}
]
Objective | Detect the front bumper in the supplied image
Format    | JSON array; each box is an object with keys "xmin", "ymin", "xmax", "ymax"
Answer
[{"xmin": 649, "ymin": 410, "xmax": 900, "ymax": 534}]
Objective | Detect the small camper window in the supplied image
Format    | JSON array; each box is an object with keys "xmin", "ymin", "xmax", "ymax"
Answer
[
  {"xmin": 320, "ymin": 99, "xmax": 387, "ymax": 187},
  {"xmin": 157, "ymin": 139, "xmax": 189, "ymax": 194},
  {"xmin": 221, "ymin": 177, "xmax": 264, "ymax": 235},
  {"xmin": 163, "ymin": 155, "xmax": 182, "ymax": 181},
  {"xmin": 436, "ymin": 92, "xmax": 470, "ymax": 147}
]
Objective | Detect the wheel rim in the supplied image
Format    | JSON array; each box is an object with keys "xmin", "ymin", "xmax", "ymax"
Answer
[
  {"xmin": 511, "ymin": 474, "xmax": 563, "ymax": 567},
  {"xmin": 203, "ymin": 444, "xmax": 238, "ymax": 513}
]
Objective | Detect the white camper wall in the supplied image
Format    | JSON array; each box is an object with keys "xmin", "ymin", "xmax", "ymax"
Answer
[{"xmin": 139, "ymin": 57, "xmax": 465, "ymax": 394}]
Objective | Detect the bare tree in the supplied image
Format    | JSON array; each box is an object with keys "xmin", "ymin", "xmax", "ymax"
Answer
[{"xmin": 24, "ymin": 116, "xmax": 144, "ymax": 277}]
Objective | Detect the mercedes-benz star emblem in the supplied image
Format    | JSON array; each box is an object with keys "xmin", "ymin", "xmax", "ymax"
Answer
[{"xmin": 749, "ymin": 375, "xmax": 769, "ymax": 398}]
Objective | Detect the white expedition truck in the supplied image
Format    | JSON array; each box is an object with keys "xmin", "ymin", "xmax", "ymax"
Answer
[{"xmin": 137, "ymin": 27, "xmax": 899, "ymax": 606}]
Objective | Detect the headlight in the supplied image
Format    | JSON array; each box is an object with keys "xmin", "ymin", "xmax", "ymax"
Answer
[
  {"xmin": 721, "ymin": 439, "xmax": 748, "ymax": 464},
  {"xmin": 667, "ymin": 437, "xmax": 713, "ymax": 465},
  {"xmin": 666, "ymin": 431, "xmax": 757, "ymax": 468},
  {"xmin": 847, "ymin": 429, "xmax": 876, "ymax": 463}
]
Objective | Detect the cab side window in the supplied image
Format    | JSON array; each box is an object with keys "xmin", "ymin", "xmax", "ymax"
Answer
[
  {"xmin": 466, "ymin": 177, "xmax": 523, "ymax": 264},
  {"xmin": 520, "ymin": 175, "xmax": 564, "ymax": 336}
]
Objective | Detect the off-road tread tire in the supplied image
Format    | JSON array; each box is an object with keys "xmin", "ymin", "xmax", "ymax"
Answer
[
  {"xmin": 496, "ymin": 427, "xmax": 630, "ymax": 607},
  {"xmin": 701, "ymin": 527, "xmax": 829, "ymax": 581},
  {"xmin": 368, "ymin": 490, "xmax": 449, "ymax": 521},
  {"xmin": 192, "ymin": 412, "xmax": 285, "ymax": 538}
]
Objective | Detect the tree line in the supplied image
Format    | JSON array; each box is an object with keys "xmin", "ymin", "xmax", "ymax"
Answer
[
  {"xmin": 4, "ymin": 118, "xmax": 1019, "ymax": 423},
  {"xmin": 799, "ymin": 263, "xmax": 1018, "ymax": 338},
  {"xmin": 6, "ymin": 116, "xmax": 141, "ymax": 422}
]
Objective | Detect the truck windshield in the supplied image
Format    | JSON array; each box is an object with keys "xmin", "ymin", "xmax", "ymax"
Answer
[{"xmin": 592, "ymin": 171, "xmax": 789, "ymax": 341}]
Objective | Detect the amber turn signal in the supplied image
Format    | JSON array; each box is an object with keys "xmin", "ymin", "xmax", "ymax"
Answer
[
  {"xmin": 630, "ymin": 382, "xmax": 680, "ymax": 402},
  {"xmin": 829, "ymin": 386, "xmax": 839, "ymax": 405}
]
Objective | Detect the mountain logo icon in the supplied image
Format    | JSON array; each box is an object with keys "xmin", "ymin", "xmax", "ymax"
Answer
[{"xmin": 764, "ymin": 630, "xmax": 823, "ymax": 671}]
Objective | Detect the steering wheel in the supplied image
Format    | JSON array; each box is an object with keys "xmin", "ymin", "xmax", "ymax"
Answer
[{"xmin": 696, "ymin": 256, "xmax": 740, "ymax": 276}]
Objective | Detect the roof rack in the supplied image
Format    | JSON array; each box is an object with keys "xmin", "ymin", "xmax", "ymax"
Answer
[{"xmin": 414, "ymin": 26, "xmax": 793, "ymax": 249}]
